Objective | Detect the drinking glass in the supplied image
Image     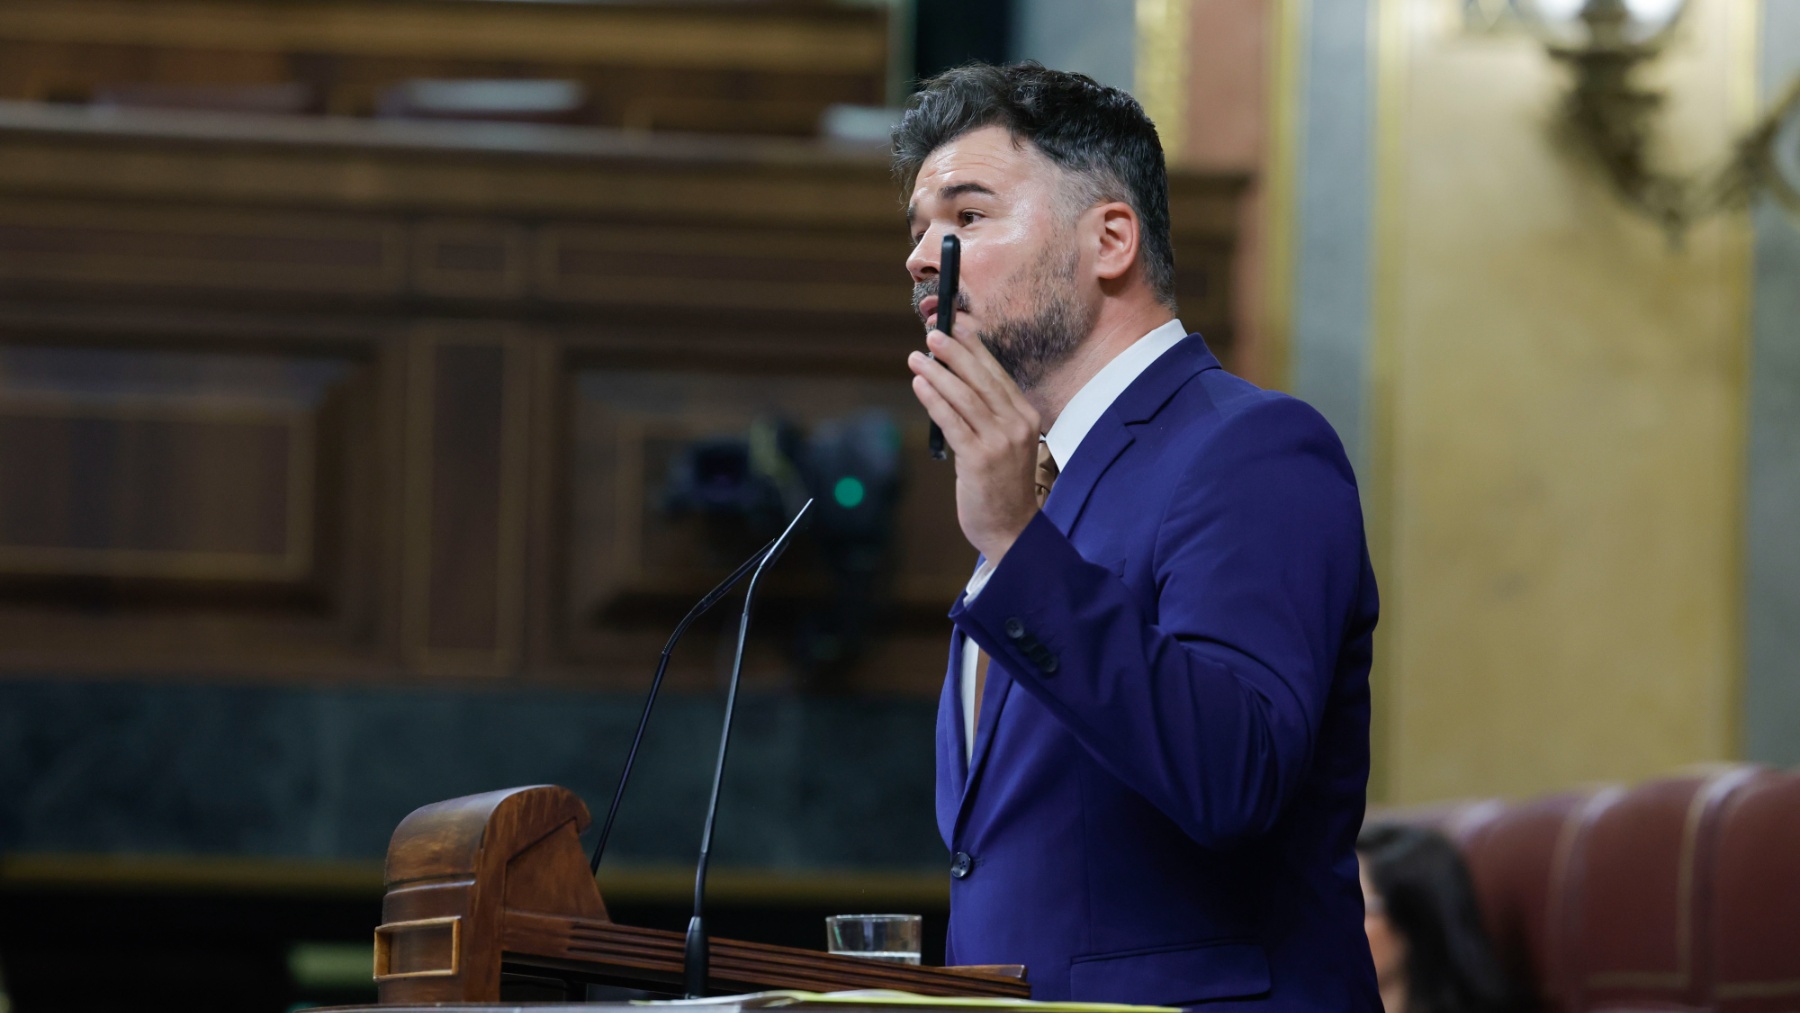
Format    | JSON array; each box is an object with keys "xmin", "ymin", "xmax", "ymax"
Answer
[{"xmin": 825, "ymin": 913, "xmax": 922, "ymax": 965}]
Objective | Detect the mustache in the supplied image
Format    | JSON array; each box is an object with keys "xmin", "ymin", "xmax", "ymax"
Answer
[{"xmin": 911, "ymin": 279, "xmax": 972, "ymax": 323}]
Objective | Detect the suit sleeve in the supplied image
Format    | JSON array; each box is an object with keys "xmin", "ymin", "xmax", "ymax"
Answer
[{"xmin": 953, "ymin": 397, "xmax": 1370, "ymax": 849}]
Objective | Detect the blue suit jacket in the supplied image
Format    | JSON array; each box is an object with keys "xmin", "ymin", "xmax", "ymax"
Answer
[{"xmin": 938, "ymin": 336, "xmax": 1380, "ymax": 1010}]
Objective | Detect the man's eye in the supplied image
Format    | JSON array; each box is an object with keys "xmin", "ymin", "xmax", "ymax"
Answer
[{"xmin": 959, "ymin": 210, "xmax": 981, "ymax": 226}]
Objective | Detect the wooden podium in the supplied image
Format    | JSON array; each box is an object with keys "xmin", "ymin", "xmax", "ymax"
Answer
[{"xmin": 367, "ymin": 785, "xmax": 1029, "ymax": 1004}]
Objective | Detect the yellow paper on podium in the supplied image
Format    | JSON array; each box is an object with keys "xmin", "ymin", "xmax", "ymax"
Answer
[{"xmin": 634, "ymin": 989, "xmax": 1180, "ymax": 1013}]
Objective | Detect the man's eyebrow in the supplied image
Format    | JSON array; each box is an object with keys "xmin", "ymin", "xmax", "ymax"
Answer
[
  {"xmin": 907, "ymin": 182, "xmax": 1000, "ymax": 233},
  {"xmin": 939, "ymin": 182, "xmax": 997, "ymax": 202}
]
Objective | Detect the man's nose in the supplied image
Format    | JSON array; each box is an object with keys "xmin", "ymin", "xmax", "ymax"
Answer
[{"xmin": 905, "ymin": 230, "xmax": 940, "ymax": 282}]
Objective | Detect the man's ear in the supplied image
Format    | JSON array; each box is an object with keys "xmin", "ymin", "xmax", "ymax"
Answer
[{"xmin": 1092, "ymin": 201, "xmax": 1141, "ymax": 282}]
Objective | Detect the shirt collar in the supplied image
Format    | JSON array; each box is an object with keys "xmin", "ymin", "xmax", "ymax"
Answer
[{"xmin": 1042, "ymin": 318, "xmax": 1188, "ymax": 469}]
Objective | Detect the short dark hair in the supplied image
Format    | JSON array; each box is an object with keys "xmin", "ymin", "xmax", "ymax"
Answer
[
  {"xmin": 892, "ymin": 61, "xmax": 1177, "ymax": 309},
  {"xmin": 1357, "ymin": 823, "xmax": 1520, "ymax": 1013}
]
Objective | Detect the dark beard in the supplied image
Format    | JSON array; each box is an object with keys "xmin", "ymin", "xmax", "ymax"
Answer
[
  {"xmin": 908, "ymin": 242, "xmax": 1093, "ymax": 393},
  {"xmin": 980, "ymin": 243, "xmax": 1092, "ymax": 392}
]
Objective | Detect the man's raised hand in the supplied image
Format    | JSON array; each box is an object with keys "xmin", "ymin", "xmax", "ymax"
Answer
[{"xmin": 907, "ymin": 328, "xmax": 1042, "ymax": 565}]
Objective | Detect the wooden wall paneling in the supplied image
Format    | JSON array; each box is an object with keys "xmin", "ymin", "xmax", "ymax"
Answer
[
  {"xmin": 402, "ymin": 326, "xmax": 531, "ymax": 677},
  {"xmin": 315, "ymin": 341, "xmax": 376, "ymax": 652},
  {"xmin": 0, "ymin": 343, "xmax": 335, "ymax": 587},
  {"xmin": 1167, "ymin": 174, "xmax": 1250, "ymax": 352},
  {"xmin": 536, "ymin": 224, "xmax": 901, "ymax": 316},
  {"xmin": 0, "ymin": 1, "xmax": 888, "ymax": 73},
  {"xmin": 0, "ymin": 387, "xmax": 311, "ymax": 582},
  {"xmin": 371, "ymin": 325, "xmax": 414, "ymax": 668},
  {"xmin": 1169, "ymin": 238, "xmax": 1235, "ymax": 349},
  {"xmin": 521, "ymin": 334, "xmax": 569, "ymax": 678},
  {"xmin": 0, "ymin": 336, "xmax": 393, "ymax": 672},
  {"xmin": 0, "ymin": 104, "xmax": 1246, "ymax": 691},
  {"xmin": 0, "ymin": 120, "xmax": 907, "ymax": 237},
  {"xmin": 0, "ymin": 0, "xmax": 888, "ymax": 136},
  {"xmin": 411, "ymin": 218, "xmax": 530, "ymax": 302},
  {"xmin": 0, "ymin": 198, "xmax": 405, "ymax": 299}
]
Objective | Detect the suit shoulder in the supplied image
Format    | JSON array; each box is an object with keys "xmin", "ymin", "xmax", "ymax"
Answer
[
  {"xmin": 1181, "ymin": 370, "xmax": 1349, "ymax": 461},
  {"xmin": 1152, "ymin": 374, "xmax": 1367, "ymax": 554}
]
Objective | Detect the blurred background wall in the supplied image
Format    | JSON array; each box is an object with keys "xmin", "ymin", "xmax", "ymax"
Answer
[
  {"xmin": 1368, "ymin": 0, "xmax": 1747, "ymax": 803},
  {"xmin": 1745, "ymin": 0, "xmax": 1800, "ymax": 769},
  {"xmin": 1261, "ymin": 0, "xmax": 1800, "ymax": 802},
  {"xmin": 0, "ymin": 0, "xmax": 1794, "ymax": 1009}
]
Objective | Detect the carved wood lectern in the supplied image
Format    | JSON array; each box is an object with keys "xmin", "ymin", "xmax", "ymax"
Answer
[{"xmin": 371, "ymin": 786, "xmax": 1030, "ymax": 1003}]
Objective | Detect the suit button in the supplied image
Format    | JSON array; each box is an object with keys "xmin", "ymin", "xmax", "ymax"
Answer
[
  {"xmin": 950, "ymin": 851, "xmax": 973, "ymax": 878},
  {"xmin": 1004, "ymin": 618, "xmax": 1025, "ymax": 640},
  {"xmin": 1039, "ymin": 654, "xmax": 1059, "ymax": 675}
]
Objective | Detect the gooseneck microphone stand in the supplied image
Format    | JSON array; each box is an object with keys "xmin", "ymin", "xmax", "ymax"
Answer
[
  {"xmin": 589, "ymin": 531, "xmax": 784, "ymax": 875},
  {"xmin": 683, "ymin": 499, "xmax": 814, "ymax": 998}
]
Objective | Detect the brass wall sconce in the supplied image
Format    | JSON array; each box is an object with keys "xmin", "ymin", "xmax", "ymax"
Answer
[{"xmin": 1512, "ymin": 0, "xmax": 1800, "ymax": 238}]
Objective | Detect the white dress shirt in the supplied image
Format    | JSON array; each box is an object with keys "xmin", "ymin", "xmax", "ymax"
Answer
[{"xmin": 959, "ymin": 317, "xmax": 1189, "ymax": 761}]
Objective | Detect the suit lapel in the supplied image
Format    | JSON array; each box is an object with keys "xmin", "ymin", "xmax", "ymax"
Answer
[
  {"xmin": 962, "ymin": 657, "xmax": 1013, "ymax": 790},
  {"xmin": 949, "ymin": 626, "xmax": 971, "ymax": 784},
  {"xmin": 1042, "ymin": 335, "xmax": 1220, "ymax": 535},
  {"xmin": 951, "ymin": 561, "xmax": 1016, "ymax": 830}
]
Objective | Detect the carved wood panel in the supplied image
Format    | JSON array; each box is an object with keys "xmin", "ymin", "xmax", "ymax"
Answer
[
  {"xmin": 0, "ymin": 199, "xmax": 405, "ymax": 297},
  {"xmin": 0, "ymin": 338, "xmax": 387, "ymax": 665},
  {"xmin": 403, "ymin": 328, "xmax": 530, "ymax": 675}
]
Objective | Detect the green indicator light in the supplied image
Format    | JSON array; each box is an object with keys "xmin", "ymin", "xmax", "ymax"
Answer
[{"xmin": 833, "ymin": 476, "xmax": 866, "ymax": 509}]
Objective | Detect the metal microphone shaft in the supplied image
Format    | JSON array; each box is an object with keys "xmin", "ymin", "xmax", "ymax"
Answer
[
  {"xmin": 589, "ymin": 533, "xmax": 781, "ymax": 875},
  {"xmin": 683, "ymin": 499, "xmax": 815, "ymax": 998}
]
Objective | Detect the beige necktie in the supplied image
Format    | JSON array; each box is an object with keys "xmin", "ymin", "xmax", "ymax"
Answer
[{"xmin": 974, "ymin": 441, "xmax": 1060, "ymax": 720}]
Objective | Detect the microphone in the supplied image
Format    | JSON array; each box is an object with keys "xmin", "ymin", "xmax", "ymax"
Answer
[
  {"xmin": 589, "ymin": 531, "xmax": 784, "ymax": 874},
  {"xmin": 683, "ymin": 498, "xmax": 815, "ymax": 998}
]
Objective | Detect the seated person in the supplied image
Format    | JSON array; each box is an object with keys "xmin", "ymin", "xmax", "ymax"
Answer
[{"xmin": 1357, "ymin": 823, "xmax": 1517, "ymax": 1013}]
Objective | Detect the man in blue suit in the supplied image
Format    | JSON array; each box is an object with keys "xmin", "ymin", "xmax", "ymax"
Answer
[{"xmin": 899, "ymin": 64, "xmax": 1380, "ymax": 1010}]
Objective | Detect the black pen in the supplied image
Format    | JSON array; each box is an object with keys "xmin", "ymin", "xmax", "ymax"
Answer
[{"xmin": 928, "ymin": 233, "xmax": 960, "ymax": 461}]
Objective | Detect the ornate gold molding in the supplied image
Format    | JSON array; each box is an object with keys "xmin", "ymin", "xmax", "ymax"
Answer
[
  {"xmin": 1136, "ymin": 0, "xmax": 1192, "ymax": 161},
  {"xmin": 1367, "ymin": 0, "xmax": 1410, "ymax": 806},
  {"xmin": 1261, "ymin": 0, "xmax": 1309, "ymax": 392}
]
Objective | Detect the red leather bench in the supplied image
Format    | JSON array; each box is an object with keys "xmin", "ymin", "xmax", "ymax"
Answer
[{"xmin": 1380, "ymin": 765, "xmax": 1800, "ymax": 1012}]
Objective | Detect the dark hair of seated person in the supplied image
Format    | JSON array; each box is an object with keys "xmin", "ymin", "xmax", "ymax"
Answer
[{"xmin": 1357, "ymin": 822, "xmax": 1518, "ymax": 1013}]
